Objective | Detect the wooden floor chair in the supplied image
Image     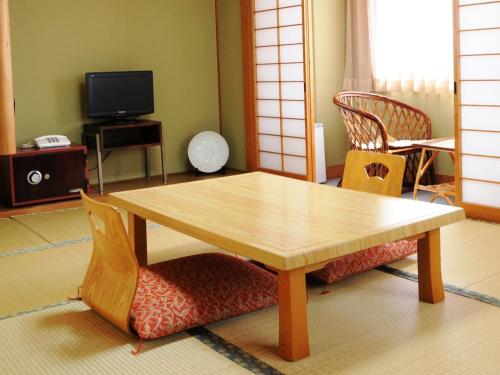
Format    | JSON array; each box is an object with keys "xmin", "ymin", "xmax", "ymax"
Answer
[
  {"xmin": 79, "ymin": 191, "xmax": 278, "ymax": 348},
  {"xmin": 311, "ymin": 151, "xmax": 418, "ymax": 283}
]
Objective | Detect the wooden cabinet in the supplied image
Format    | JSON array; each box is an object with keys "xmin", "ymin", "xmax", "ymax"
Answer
[{"xmin": 0, "ymin": 145, "xmax": 88, "ymax": 207}]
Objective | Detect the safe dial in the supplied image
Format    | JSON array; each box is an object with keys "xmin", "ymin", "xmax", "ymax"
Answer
[{"xmin": 27, "ymin": 170, "xmax": 42, "ymax": 185}]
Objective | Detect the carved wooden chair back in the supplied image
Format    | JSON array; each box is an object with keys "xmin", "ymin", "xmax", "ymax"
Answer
[
  {"xmin": 342, "ymin": 150, "xmax": 406, "ymax": 197},
  {"xmin": 80, "ymin": 191, "xmax": 139, "ymax": 333}
]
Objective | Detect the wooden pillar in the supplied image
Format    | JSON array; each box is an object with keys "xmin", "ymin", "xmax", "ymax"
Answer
[{"xmin": 0, "ymin": 0, "xmax": 16, "ymax": 155}]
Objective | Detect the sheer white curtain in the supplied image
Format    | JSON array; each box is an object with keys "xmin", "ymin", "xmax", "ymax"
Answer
[
  {"xmin": 343, "ymin": 0, "xmax": 374, "ymax": 91},
  {"xmin": 369, "ymin": 0, "xmax": 454, "ymax": 93}
]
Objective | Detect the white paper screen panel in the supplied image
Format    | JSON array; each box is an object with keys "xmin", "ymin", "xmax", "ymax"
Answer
[
  {"xmin": 256, "ymin": 46, "xmax": 278, "ymax": 64},
  {"xmin": 256, "ymin": 28, "xmax": 278, "ymax": 46},
  {"xmin": 460, "ymin": 29, "xmax": 500, "ymax": 54},
  {"xmin": 281, "ymin": 82, "xmax": 304, "ymax": 100},
  {"xmin": 257, "ymin": 82, "xmax": 279, "ymax": 99},
  {"xmin": 281, "ymin": 63, "xmax": 304, "ymax": 81},
  {"xmin": 459, "ymin": 2, "xmax": 500, "ymax": 30},
  {"xmin": 462, "ymin": 131, "xmax": 500, "ymax": 157},
  {"xmin": 462, "ymin": 180, "xmax": 500, "ymax": 208},
  {"xmin": 259, "ymin": 117, "xmax": 281, "ymax": 134},
  {"xmin": 462, "ymin": 155, "xmax": 500, "ymax": 183},
  {"xmin": 255, "ymin": 10, "xmax": 277, "ymax": 29},
  {"xmin": 283, "ymin": 119, "xmax": 306, "ymax": 137},
  {"xmin": 283, "ymin": 137, "xmax": 306, "ymax": 156},
  {"xmin": 255, "ymin": 0, "xmax": 276, "ymax": 12},
  {"xmin": 460, "ymin": 56, "xmax": 500, "ymax": 80},
  {"xmin": 279, "ymin": 6, "xmax": 303, "ymax": 26},
  {"xmin": 254, "ymin": 0, "xmax": 307, "ymax": 176},
  {"xmin": 457, "ymin": 0, "xmax": 500, "ymax": 213},
  {"xmin": 280, "ymin": 25, "xmax": 303, "ymax": 45},
  {"xmin": 461, "ymin": 106, "xmax": 500, "ymax": 131},
  {"xmin": 461, "ymin": 82, "xmax": 500, "ymax": 105},
  {"xmin": 258, "ymin": 100, "xmax": 280, "ymax": 117},
  {"xmin": 280, "ymin": 45, "xmax": 304, "ymax": 63},
  {"xmin": 260, "ymin": 152, "xmax": 282, "ymax": 171},
  {"xmin": 257, "ymin": 65, "xmax": 279, "ymax": 81},
  {"xmin": 279, "ymin": 0, "xmax": 302, "ymax": 6},
  {"xmin": 284, "ymin": 155, "xmax": 306, "ymax": 175},
  {"xmin": 282, "ymin": 101, "xmax": 305, "ymax": 118},
  {"xmin": 259, "ymin": 134, "xmax": 281, "ymax": 153}
]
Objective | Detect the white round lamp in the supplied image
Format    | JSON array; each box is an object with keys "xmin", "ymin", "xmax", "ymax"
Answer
[{"xmin": 188, "ymin": 131, "xmax": 229, "ymax": 173}]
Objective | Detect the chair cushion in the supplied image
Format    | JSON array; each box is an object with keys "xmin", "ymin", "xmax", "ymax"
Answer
[
  {"xmin": 310, "ymin": 240, "xmax": 417, "ymax": 284},
  {"xmin": 130, "ymin": 253, "xmax": 278, "ymax": 339}
]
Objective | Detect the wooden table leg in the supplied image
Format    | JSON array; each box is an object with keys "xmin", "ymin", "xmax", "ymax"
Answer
[
  {"xmin": 128, "ymin": 213, "xmax": 147, "ymax": 266},
  {"xmin": 417, "ymin": 228, "xmax": 445, "ymax": 303},
  {"xmin": 277, "ymin": 267, "xmax": 310, "ymax": 361},
  {"xmin": 413, "ymin": 147, "xmax": 427, "ymax": 200}
]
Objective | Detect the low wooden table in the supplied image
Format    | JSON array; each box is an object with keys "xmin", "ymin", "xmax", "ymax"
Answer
[
  {"xmin": 412, "ymin": 137, "xmax": 455, "ymax": 205},
  {"xmin": 108, "ymin": 172, "xmax": 464, "ymax": 361}
]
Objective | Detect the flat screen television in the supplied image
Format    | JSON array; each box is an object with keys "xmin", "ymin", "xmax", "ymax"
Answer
[{"xmin": 85, "ymin": 70, "xmax": 154, "ymax": 120}]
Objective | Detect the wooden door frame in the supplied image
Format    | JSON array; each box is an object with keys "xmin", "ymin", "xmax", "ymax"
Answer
[
  {"xmin": 240, "ymin": 0, "xmax": 315, "ymax": 181},
  {"xmin": 0, "ymin": 0, "xmax": 16, "ymax": 155}
]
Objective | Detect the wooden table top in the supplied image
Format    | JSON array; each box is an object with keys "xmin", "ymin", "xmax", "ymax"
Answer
[
  {"xmin": 109, "ymin": 172, "xmax": 465, "ymax": 270},
  {"xmin": 412, "ymin": 137, "xmax": 455, "ymax": 152}
]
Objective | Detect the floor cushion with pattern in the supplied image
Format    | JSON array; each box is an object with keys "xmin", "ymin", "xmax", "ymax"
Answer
[
  {"xmin": 130, "ymin": 253, "xmax": 278, "ymax": 339},
  {"xmin": 310, "ymin": 240, "xmax": 417, "ymax": 284}
]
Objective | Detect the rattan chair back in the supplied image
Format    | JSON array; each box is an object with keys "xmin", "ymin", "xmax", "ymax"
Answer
[{"xmin": 333, "ymin": 91, "xmax": 431, "ymax": 150}]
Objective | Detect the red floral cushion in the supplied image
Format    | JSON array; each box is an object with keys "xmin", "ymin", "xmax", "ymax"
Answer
[
  {"xmin": 130, "ymin": 253, "xmax": 278, "ymax": 339},
  {"xmin": 310, "ymin": 240, "xmax": 417, "ymax": 284}
]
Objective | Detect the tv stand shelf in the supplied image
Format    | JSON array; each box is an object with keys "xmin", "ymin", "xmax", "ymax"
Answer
[{"xmin": 82, "ymin": 120, "xmax": 166, "ymax": 193}]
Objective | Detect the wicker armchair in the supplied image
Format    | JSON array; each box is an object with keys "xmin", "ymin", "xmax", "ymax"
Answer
[{"xmin": 333, "ymin": 91, "xmax": 434, "ymax": 188}]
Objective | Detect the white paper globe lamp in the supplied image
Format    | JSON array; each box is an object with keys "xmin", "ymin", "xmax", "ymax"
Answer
[{"xmin": 188, "ymin": 131, "xmax": 229, "ymax": 173}]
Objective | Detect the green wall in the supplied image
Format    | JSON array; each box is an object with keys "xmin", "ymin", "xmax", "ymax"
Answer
[
  {"xmin": 216, "ymin": 0, "xmax": 246, "ymax": 171},
  {"xmin": 10, "ymin": 0, "xmax": 220, "ymax": 183},
  {"xmin": 311, "ymin": 0, "xmax": 347, "ymax": 168}
]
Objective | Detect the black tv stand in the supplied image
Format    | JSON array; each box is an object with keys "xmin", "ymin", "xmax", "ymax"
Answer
[
  {"xmin": 82, "ymin": 119, "xmax": 166, "ymax": 193},
  {"xmin": 98, "ymin": 117, "xmax": 139, "ymax": 125}
]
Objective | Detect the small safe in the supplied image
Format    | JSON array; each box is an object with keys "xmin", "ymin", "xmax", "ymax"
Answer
[{"xmin": 0, "ymin": 145, "xmax": 88, "ymax": 207}]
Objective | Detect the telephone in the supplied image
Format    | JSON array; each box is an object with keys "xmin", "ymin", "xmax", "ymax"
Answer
[{"xmin": 34, "ymin": 135, "xmax": 71, "ymax": 149}]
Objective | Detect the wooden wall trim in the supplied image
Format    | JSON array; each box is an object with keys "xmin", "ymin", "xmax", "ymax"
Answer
[
  {"xmin": 0, "ymin": 0, "xmax": 16, "ymax": 155},
  {"xmin": 326, "ymin": 164, "xmax": 344, "ymax": 179},
  {"xmin": 215, "ymin": 0, "xmax": 223, "ymax": 135},
  {"xmin": 240, "ymin": 0, "xmax": 258, "ymax": 171},
  {"xmin": 303, "ymin": 0, "xmax": 316, "ymax": 182},
  {"xmin": 453, "ymin": 0, "xmax": 463, "ymax": 206},
  {"xmin": 461, "ymin": 202, "xmax": 500, "ymax": 223}
]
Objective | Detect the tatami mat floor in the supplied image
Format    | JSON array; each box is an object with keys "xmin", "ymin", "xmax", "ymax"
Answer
[
  {"xmin": 209, "ymin": 272, "xmax": 500, "ymax": 375},
  {"xmin": 1, "ymin": 197, "xmax": 500, "ymax": 374},
  {"xmin": 0, "ymin": 302, "xmax": 252, "ymax": 375},
  {"xmin": 0, "ymin": 217, "xmax": 49, "ymax": 253}
]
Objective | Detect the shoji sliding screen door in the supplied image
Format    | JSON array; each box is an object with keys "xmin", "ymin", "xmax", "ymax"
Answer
[
  {"xmin": 241, "ymin": 0, "xmax": 315, "ymax": 181},
  {"xmin": 454, "ymin": 0, "xmax": 500, "ymax": 221}
]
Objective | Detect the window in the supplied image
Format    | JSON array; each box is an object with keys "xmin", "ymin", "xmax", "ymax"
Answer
[{"xmin": 369, "ymin": 0, "xmax": 454, "ymax": 93}]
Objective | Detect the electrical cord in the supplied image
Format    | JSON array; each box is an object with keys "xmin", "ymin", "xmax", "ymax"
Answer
[{"xmin": 88, "ymin": 151, "xmax": 112, "ymax": 171}]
